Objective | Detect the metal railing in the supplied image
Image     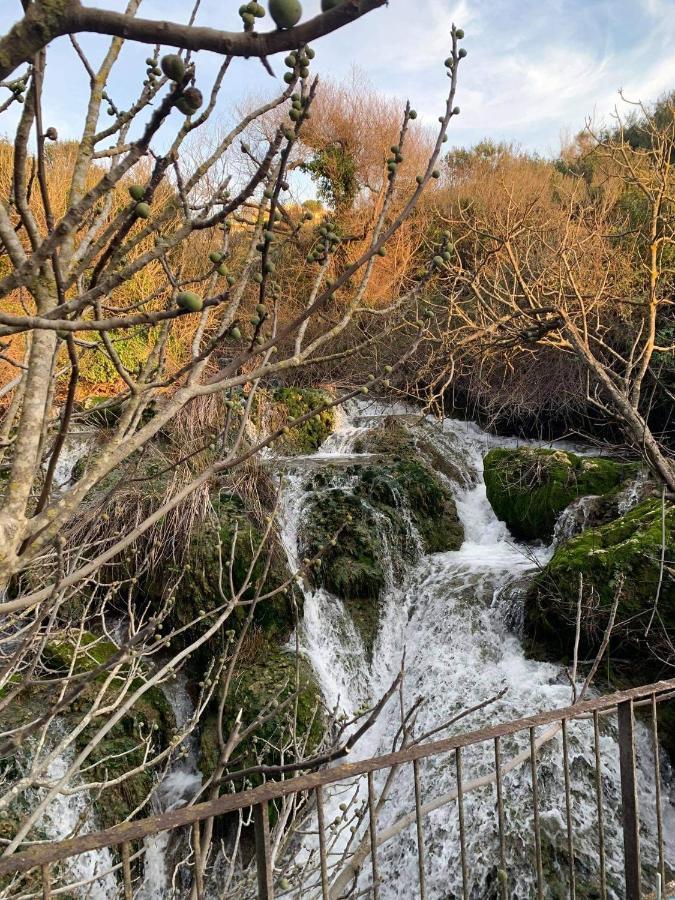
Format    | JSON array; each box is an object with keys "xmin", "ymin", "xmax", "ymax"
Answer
[{"xmin": 1, "ymin": 678, "xmax": 674, "ymax": 899}]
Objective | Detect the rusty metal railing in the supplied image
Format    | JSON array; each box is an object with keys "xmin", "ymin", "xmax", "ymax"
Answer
[{"xmin": 1, "ymin": 678, "xmax": 674, "ymax": 899}]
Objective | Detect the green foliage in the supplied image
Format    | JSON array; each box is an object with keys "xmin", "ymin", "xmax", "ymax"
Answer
[
  {"xmin": 300, "ymin": 142, "xmax": 358, "ymax": 209},
  {"xmin": 484, "ymin": 447, "xmax": 637, "ymax": 541},
  {"xmin": 79, "ymin": 329, "xmax": 152, "ymax": 384}
]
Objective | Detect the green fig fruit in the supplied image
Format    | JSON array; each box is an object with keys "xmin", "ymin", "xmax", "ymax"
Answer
[
  {"xmin": 134, "ymin": 202, "xmax": 151, "ymax": 219},
  {"xmin": 161, "ymin": 54, "xmax": 185, "ymax": 82},
  {"xmin": 433, "ymin": 255, "xmax": 444, "ymax": 267},
  {"xmin": 226, "ymin": 274, "xmax": 236, "ymax": 286},
  {"xmin": 175, "ymin": 87, "xmax": 203, "ymax": 115},
  {"xmin": 456, "ymin": 28, "xmax": 465, "ymax": 38},
  {"xmin": 268, "ymin": 0, "xmax": 302, "ymax": 29},
  {"xmin": 209, "ymin": 251, "xmax": 224, "ymax": 264},
  {"xmin": 458, "ymin": 48, "xmax": 467, "ymax": 58},
  {"xmin": 128, "ymin": 184, "xmax": 145, "ymax": 202},
  {"xmin": 229, "ymin": 326, "xmax": 242, "ymax": 340},
  {"xmin": 409, "ymin": 109, "xmax": 417, "ymax": 119},
  {"xmin": 217, "ymin": 263, "xmax": 229, "ymax": 277},
  {"xmin": 176, "ymin": 291, "xmax": 203, "ymax": 312}
]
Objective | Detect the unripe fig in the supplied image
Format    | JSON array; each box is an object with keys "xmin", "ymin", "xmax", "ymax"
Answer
[
  {"xmin": 161, "ymin": 54, "xmax": 185, "ymax": 82},
  {"xmin": 456, "ymin": 28, "xmax": 465, "ymax": 38},
  {"xmin": 268, "ymin": 0, "xmax": 302, "ymax": 29},
  {"xmin": 256, "ymin": 303, "xmax": 267, "ymax": 315},
  {"xmin": 209, "ymin": 251, "xmax": 224, "ymax": 264},
  {"xmin": 432, "ymin": 170, "xmax": 440, "ymax": 179},
  {"xmin": 226, "ymin": 274, "xmax": 236, "ymax": 286},
  {"xmin": 176, "ymin": 291, "xmax": 203, "ymax": 312},
  {"xmin": 134, "ymin": 202, "xmax": 151, "ymax": 219},
  {"xmin": 458, "ymin": 48, "xmax": 467, "ymax": 58},
  {"xmin": 175, "ymin": 87, "xmax": 203, "ymax": 115},
  {"xmin": 409, "ymin": 109, "xmax": 417, "ymax": 119},
  {"xmin": 128, "ymin": 184, "xmax": 145, "ymax": 202},
  {"xmin": 230, "ymin": 326, "xmax": 242, "ymax": 340},
  {"xmin": 433, "ymin": 255, "xmax": 444, "ymax": 267},
  {"xmin": 217, "ymin": 263, "xmax": 229, "ymax": 277},
  {"xmin": 453, "ymin": 106, "xmax": 460, "ymax": 115}
]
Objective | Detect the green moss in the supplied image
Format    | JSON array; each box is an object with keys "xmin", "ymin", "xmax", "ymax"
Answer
[
  {"xmin": 199, "ymin": 641, "xmax": 323, "ymax": 787},
  {"xmin": 525, "ymin": 499, "xmax": 675, "ymax": 755},
  {"xmin": 271, "ymin": 387, "xmax": 336, "ymax": 455},
  {"xmin": 303, "ymin": 487, "xmax": 388, "ymax": 603},
  {"xmin": 484, "ymin": 447, "xmax": 637, "ymax": 541},
  {"xmin": 385, "ymin": 458, "xmax": 463, "ymax": 553},
  {"xmin": 79, "ymin": 329, "xmax": 153, "ymax": 385}
]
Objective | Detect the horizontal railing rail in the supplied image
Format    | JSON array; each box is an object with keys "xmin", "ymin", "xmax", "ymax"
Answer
[{"xmin": 1, "ymin": 675, "xmax": 674, "ymax": 885}]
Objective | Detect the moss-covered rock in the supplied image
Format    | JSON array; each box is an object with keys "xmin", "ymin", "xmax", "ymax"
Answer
[
  {"xmin": 268, "ymin": 387, "xmax": 336, "ymax": 455},
  {"xmin": 484, "ymin": 447, "xmax": 637, "ymax": 541},
  {"xmin": 145, "ymin": 493, "xmax": 294, "ymax": 669},
  {"xmin": 524, "ymin": 498, "xmax": 675, "ymax": 754},
  {"xmin": 300, "ymin": 422, "xmax": 464, "ymax": 652},
  {"xmin": 199, "ymin": 639, "xmax": 323, "ymax": 787},
  {"xmin": 0, "ymin": 634, "xmax": 175, "ymax": 834}
]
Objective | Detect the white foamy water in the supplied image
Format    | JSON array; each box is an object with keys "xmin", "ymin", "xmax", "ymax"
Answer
[
  {"xmin": 138, "ymin": 676, "xmax": 202, "ymax": 900},
  {"xmin": 38, "ymin": 751, "xmax": 118, "ymax": 898},
  {"xmin": 275, "ymin": 401, "xmax": 675, "ymax": 899}
]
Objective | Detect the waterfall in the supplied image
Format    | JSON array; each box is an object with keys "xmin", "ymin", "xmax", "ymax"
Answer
[
  {"xmin": 36, "ymin": 748, "xmax": 118, "ymax": 898},
  {"xmin": 139, "ymin": 676, "xmax": 202, "ymax": 900},
  {"xmin": 275, "ymin": 401, "xmax": 675, "ymax": 899}
]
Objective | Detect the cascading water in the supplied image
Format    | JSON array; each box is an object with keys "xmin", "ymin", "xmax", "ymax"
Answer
[
  {"xmin": 139, "ymin": 676, "xmax": 202, "ymax": 900},
  {"xmin": 36, "ymin": 747, "xmax": 118, "ymax": 898},
  {"xmin": 275, "ymin": 401, "xmax": 675, "ymax": 899}
]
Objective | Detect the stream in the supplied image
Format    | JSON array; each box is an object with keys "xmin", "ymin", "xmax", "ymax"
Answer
[{"xmin": 275, "ymin": 401, "xmax": 675, "ymax": 899}]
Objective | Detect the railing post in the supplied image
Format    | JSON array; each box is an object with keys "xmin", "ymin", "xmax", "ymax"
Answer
[
  {"xmin": 254, "ymin": 802, "xmax": 274, "ymax": 900},
  {"xmin": 618, "ymin": 700, "xmax": 641, "ymax": 900}
]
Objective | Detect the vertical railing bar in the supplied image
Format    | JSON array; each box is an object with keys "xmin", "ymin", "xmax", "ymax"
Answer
[
  {"xmin": 412, "ymin": 759, "xmax": 428, "ymax": 900},
  {"xmin": 593, "ymin": 710, "xmax": 608, "ymax": 900},
  {"xmin": 367, "ymin": 771, "xmax": 381, "ymax": 900},
  {"xmin": 192, "ymin": 821, "xmax": 205, "ymax": 900},
  {"xmin": 121, "ymin": 841, "xmax": 133, "ymax": 900},
  {"xmin": 651, "ymin": 694, "xmax": 665, "ymax": 889},
  {"xmin": 530, "ymin": 727, "xmax": 544, "ymax": 900},
  {"xmin": 562, "ymin": 718, "xmax": 576, "ymax": 900},
  {"xmin": 618, "ymin": 700, "xmax": 642, "ymax": 900},
  {"xmin": 455, "ymin": 747, "xmax": 469, "ymax": 900},
  {"xmin": 41, "ymin": 863, "xmax": 52, "ymax": 900},
  {"xmin": 254, "ymin": 802, "xmax": 275, "ymax": 900},
  {"xmin": 494, "ymin": 736, "xmax": 508, "ymax": 900},
  {"xmin": 315, "ymin": 786, "xmax": 330, "ymax": 900}
]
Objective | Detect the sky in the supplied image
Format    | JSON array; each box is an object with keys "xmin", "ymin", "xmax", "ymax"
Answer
[{"xmin": 1, "ymin": 0, "xmax": 674, "ymax": 156}]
